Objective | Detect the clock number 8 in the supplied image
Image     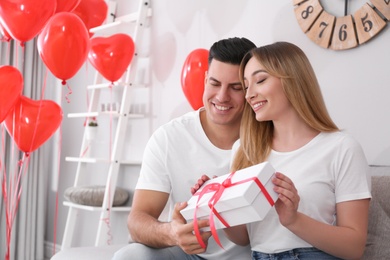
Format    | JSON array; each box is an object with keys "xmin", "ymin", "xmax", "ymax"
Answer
[
  {"xmin": 301, "ymin": 5, "xmax": 314, "ymax": 19},
  {"xmin": 360, "ymin": 13, "xmax": 373, "ymax": 32}
]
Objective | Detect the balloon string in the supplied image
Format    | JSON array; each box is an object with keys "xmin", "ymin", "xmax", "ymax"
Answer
[
  {"xmin": 27, "ymin": 69, "xmax": 49, "ymax": 153},
  {"xmin": 1, "ymin": 125, "xmax": 10, "ymax": 260},
  {"xmin": 4, "ymin": 152, "xmax": 30, "ymax": 260},
  {"xmin": 52, "ymin": 124, "xmax": 63, "ymax": 255},
  {"xmin": 101, "ymin": 179, "xmax": 113, "ymax": 245},
  {"xmin": 6, "ymin": 40, "xmax": 11, "ymax": 64},
  {"xmin": 109, "ymin": 84, "xmax": 113, "ymax": 160},
  {"xmin": 63, "ymin": 81, "xmax": 72, "ymax": 103}
]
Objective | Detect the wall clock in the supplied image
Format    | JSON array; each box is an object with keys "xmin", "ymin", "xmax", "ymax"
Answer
[{"xmin": 293, "ymin": 0, "xmax": 390, "ymax": 50}]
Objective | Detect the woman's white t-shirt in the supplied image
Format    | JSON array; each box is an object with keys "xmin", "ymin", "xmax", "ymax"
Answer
[{"xmin": 235, "ymin": 131, "xmax": 371, "ymax": 253}]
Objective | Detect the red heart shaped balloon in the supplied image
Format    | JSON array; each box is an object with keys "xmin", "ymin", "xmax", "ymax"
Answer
[
  {"xmin": 72, "ymin": 0, "xmax": 108, "ymax": 37},
  {"xmin": 0, "ymin": 0, "xmax": 56, "ymax": 44},
  {"xmin": 88, "ymin": 34, "xmax": 135, "ymax": 83},
  {"xmin": 0, "ymin": 66, "xmax": 23, "ymax": 123},
  {"xmin": 38, "ymin": 12, "xmax": 90, "ymax": 83},
  {"xmin": 181, "ymin": 49, "xmax": 209, "ymax": 110},
  {"xmin": 56, "ymin": 0, "xmax": 81, "ymax": 13},
  {"xmin": 5, "ymin": 96, "xmax": 63, "ymax": 153}
]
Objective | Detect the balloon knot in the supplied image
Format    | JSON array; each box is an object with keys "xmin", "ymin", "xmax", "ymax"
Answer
[{"xmin": 62, "ymin": 80, "xmax": 66, "ymax": 85}]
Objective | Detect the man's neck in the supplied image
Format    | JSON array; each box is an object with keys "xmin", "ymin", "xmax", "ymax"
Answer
[{"xmin": 200, "ymin": 110, "xmax": 240, "ymax": 150}]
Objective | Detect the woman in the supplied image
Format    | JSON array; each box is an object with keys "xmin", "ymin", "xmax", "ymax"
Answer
[{"xmin": 193, "ymin": 42, "xmax": 371, "ymax": 259}]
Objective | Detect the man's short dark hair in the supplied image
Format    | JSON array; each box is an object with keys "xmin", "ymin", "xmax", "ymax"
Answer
[{"xmin": 208, "ymin": 37, "xmax": 256, "ymax": 66}]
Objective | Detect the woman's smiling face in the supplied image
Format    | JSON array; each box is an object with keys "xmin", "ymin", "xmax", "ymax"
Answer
[{"xmin": 243, "ymin": 57, "xmax": 292, "ymax": 122}]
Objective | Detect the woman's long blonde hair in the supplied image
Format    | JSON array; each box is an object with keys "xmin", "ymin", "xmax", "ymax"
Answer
[{"xmin": 231, "ymin": 42, "xmax": 339, "ymax": 171}]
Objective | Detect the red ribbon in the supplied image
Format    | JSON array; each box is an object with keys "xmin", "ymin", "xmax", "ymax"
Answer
[{"xmin": 193, "ymin": 171, "xmax": 275, "ymax": 249}]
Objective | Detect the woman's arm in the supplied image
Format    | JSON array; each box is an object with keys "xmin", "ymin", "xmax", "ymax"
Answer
[{"xmin": 273, "ymin": 172, "xmax": 369, "ymax": 259}]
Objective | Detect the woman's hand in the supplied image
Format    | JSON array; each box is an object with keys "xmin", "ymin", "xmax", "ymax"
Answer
[
  {"xmin": 272, "ymin": 172, "xmax": 300, "ymax": 227},
  {"xmin": 190, "ymin": 175, "xmax": 211, "ymax": 195}
]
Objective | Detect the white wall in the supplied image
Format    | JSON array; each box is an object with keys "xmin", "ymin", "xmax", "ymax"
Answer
[{"xmin": 47, "ymin": 0, "xmax": 390, "ymax": 249}]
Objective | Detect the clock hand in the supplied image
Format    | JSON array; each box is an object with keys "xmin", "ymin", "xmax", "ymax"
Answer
[{"xmin": 344, "ymin": 0, "xmax": 348, "ymax": 16}]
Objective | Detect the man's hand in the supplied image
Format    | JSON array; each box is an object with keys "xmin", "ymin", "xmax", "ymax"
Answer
[{"xmin": 171, "ymin": 202, "xmax": 212, "ymax": 254}]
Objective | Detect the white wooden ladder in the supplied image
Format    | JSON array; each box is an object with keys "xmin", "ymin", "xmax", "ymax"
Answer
[{"xmin": 61, "ymin": 0, "xmax": 152, "ymax": 249}]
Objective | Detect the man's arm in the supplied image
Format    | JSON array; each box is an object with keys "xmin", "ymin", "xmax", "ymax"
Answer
[{"xmin": 128, "ymin": 189, "xmax": 212, "ymax": 254}]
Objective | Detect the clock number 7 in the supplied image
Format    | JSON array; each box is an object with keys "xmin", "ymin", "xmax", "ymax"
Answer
[
  {"xmin": 318, "ymin": 22, "xmax": 328, "ymax": 38},
  {"xmin": 360, "ymin": 13, "xmax": 373, "ymax": 32}
]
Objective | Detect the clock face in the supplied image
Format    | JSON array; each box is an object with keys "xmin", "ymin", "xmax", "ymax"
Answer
[{"xmin": 293, "ymin": 0, "xmax": 389, "ymax": 50}]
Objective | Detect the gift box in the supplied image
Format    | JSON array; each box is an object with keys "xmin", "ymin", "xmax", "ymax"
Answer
[{"xmin": 180, "ymin": 162, "xmax": 278, "ymax": 231}]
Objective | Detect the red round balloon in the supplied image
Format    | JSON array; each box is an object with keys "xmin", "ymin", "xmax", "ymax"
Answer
[
  {"xmin": 38, "ymin": 12, "xmax": 90, "ymax": 83},
  {"xmin": 5, "ymin": 96, "xmax": 63, "ymax": 153},
  {"xmin": 55, "ymin": 0, "xmax": 81, "ymax": 13},
  {"xmin": 0, "ymin": 0, "xmax": 56, "ymax": 43},
  {"xmin": 88, "ymin": 33, "xmax": 135, "ymax": 83},
  {"xmin": 0, "ymin": 66, "xmax": 23, "ymax": 123},
  {"xmin": 181, "ymin": 49, "xmax": 209, "ymax": 110},
  {"xmin": 72, "ymin": 0, "xmax": 108, "ymax": 37}
]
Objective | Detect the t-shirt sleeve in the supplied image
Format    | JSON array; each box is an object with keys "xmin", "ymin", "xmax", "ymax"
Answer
[
  {"xmin": 335, "ymin": 135, "xmax": 372, "ymax": 203},
  {"xmin": 135, "ymin": 127, "xmax": 172, "ymax": 193}
]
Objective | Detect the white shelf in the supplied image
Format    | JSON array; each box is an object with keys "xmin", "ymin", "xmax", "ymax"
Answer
[
  {"xmin": 65, "ymin": 156, "xmax": 142, "ymax": 165},
  {"xmin": 87, "ymin": 82, "xmax": 126, "ymax": 89},
  {"xmin": 63, "ymin": 201, "xmax": 131, "ymax": 212},
  {"xmin": 89, "ymin": 8, "xmax": 152, "ymax": 36},
  {"xmin": 67, "ymin": 112, "xmax": 145, "ymax": 118}
]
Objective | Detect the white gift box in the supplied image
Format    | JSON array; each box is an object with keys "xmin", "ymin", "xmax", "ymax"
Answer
[{"xmin": 180, "ymin": 162, "xmax": 278, "ymax": 231}]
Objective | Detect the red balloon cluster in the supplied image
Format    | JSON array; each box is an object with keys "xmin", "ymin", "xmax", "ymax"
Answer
[
  {"xmin": 88, "ymin": 34, "xmax": 135, "ymax": 83},
  {"xmin": 181, "ymin": 49, "xmax": 209, "ymax": 110},
  {"xmin": 0, "ymin": 66, "xmax": 63, "ymax": 154},
  {"xmin": 0, "ymin": 0, "xmax": 128, "ymax": 155},
  {"xmin": 0, "ymin": 0, "xmax": 110, "ymax": 84}
]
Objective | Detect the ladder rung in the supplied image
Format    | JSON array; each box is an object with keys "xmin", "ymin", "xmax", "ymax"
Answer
[
  {"xmin": 65, "ymin": 157, "xmax": 142, "ymax": 165},
  {"xmin": 87, "ymin": 83, "xmax": 146, "ymax": 90},
  {"xmin": 63, "ymin": 201, "xmax": 131, "ymax": 212},
  {"xmin": 67, "ymin": 112, "xmax": 145, "ymax": 118},
  {"xmin": 87, "ymin": 82, "xmax": 126, "ymax": 89},
  {"xmin": 114, "ymin": 8, "xmax": 152, "ymax": 23}
]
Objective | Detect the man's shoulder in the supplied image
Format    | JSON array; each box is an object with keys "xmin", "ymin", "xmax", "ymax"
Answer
[{"xmin": 160, "ymin": 110, "xmax": 200, "ymax": 130}]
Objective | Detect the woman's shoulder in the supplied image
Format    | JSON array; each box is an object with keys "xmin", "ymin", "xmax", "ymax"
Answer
[{"xmin": 320, "ymin": 131, "xmax": 363, "ymax": 149}]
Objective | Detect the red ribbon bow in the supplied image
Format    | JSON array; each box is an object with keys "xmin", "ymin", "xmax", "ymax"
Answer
[{"xmin": 192, "ymin": 171, "xmax": 275, "ymax": 249}]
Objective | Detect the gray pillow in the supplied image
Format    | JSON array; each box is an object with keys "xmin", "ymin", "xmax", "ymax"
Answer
[
  {"xmin": 64, "ymin": 185, "xmax": 130, "ymax": 207},
  {"xmin": 362, "ymin": 176, "xmax": 390, "ymax": 259}
]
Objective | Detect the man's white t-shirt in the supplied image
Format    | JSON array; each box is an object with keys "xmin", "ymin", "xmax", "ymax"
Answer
[
  {"xmin": 136, "ymin": 108, "xmax": 251, "ymax": 260},
  {"xmin": 236, "ymin": 131, "xmax": 371, "ymax": 253}
]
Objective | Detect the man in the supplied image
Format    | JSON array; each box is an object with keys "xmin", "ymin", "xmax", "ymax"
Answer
[{"xmin": 113, "ymin": 37, "xmax": 256, "ymax": 260}]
